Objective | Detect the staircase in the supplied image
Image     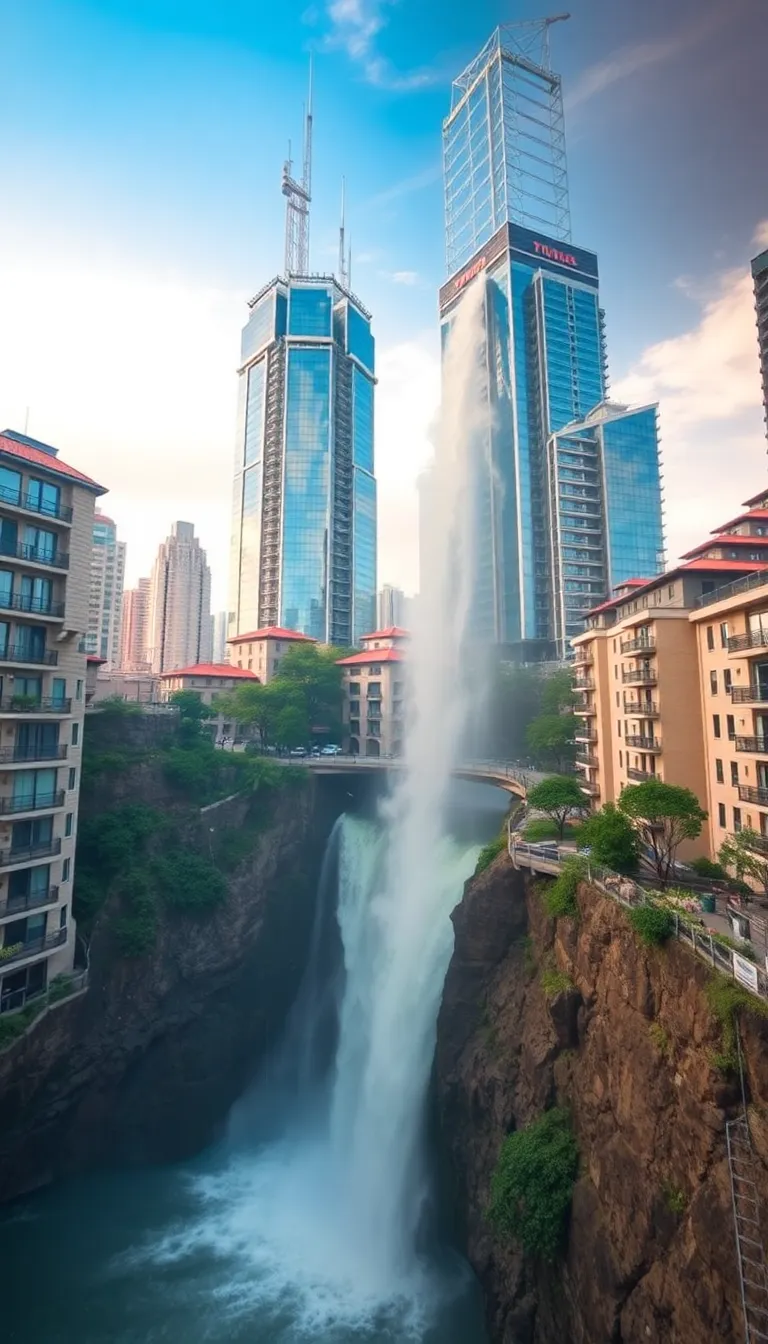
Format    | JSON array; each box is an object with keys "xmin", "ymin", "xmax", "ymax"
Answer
[{"xmin": 727, "ymin": 1114, "xmax": 768, "ymax": 1341}]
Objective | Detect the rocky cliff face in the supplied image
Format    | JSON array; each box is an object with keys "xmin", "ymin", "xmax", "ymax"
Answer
[
  {"xmin": 435, "ymin": 853, "xmax": 768, "ymax": 1344},
  {"xmin": 0, "ymin": 751, "xmax": 353, "ymax": 1203}
]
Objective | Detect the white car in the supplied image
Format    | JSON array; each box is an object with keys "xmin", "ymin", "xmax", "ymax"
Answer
[{"xmin": 321, "ymin": 744, "xmax": 343, "ymax": 756}]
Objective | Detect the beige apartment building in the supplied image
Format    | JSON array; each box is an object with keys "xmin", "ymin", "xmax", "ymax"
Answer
[
  {"xmin": 147, "ymin": 521, "xmax": 212, "ymax": 674},
  {"xmin": 227, "ymin": 625, "xmax": 316, "ymax": 683},
  {"xmin": 120, "ymin": 576, "xmax": 151, "ymax": 671},
  {"xmin": 337, "ymin": 627, "xmax": 408, "ymax": 756},
  {"xmin": 572, "ymin": 487, "xmax": 768, "ymax": 863},
  {"xmin": 0, "ymin": 429, "xmax": 105, "ymax": 1014},
  {"xmin": 159, "ymin": 662, "xmax": 258, "ymax": 741}
]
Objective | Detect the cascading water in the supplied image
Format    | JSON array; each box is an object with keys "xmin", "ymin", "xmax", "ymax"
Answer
[{"xmin": 0, "ymin": 279, "xmax": 493, "ymax": 1344}]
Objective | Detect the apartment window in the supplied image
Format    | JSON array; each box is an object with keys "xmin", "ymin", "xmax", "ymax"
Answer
[
  {"xmin": 68, "ymin": 768, "xmax": 76, "ymax": 790},
  {"xmin": 706, "ymin": 626, "xmax": 715, "ymax": 651},
  {"xmin": 713, "ymin": 715, "xmax": 721, "ymax": 738},
  {"xmin": 724, "ymin": 669, "xmax": 733, "ymax": 694},
  {"xmin": 59, "ymin": 904, "xmax": 67, "ymax": 929},
  {"xmin": 616, "ymin": 692, "xmax": 620, "ymax": 707},
  {"xmin": 52, "ymin": 677, "xmax": 66, "ymax": 707},
  {"xmin": 71, "ymin": 722, "xmax": 79, "ymax": 746},
  {"xmin": 731, "ymin": 761, "xmax": 739, "ymax": 786},
  {"xmin": 65, "ymin": 812, "xmax": 73, "ymax": 837},
  {"xmin": 75, "ymin": 679, "xmax": 83, "ymax": 701},
  {"xmin": 715, "ymin": 759, "xmax": 724, "ymax": 783},
  {"xmin": 668, "ymin": 585, "xmax": 675, "ymax": 598},
  {"xmin": 720, "ymin": 622, "xmax": 729, "ymax": 649},
  {"xmin": 718, "ymin": 802, "xmax": 727, "ymax": 827},
  {"xmin": 619, "ymin": 750, "xmax": 623, "ymax": 767},
  {"xmin": 613, "ymin": 640, "xmax": 616, "ymax": 652},
  {"xmin": 62, "ymin": 857, "xmax": 71, "ymax": 881},
  {"xmin": 349, "ymin": 683, "xmax": 360, "ymax": 695},
  {"xmin": 614, "ymin": 665, "xmax": 618, "ymax": 679},
  {"xmin": 727, "ymin": 714, "xmax": 735, "ymax": 739},
  {"xmin": 734, "ymin": 808, "xmax": 742, "ymax": 832},
  {"xmin": 617, "ymin": 721, "xmax": 622, "ymax": 737},
  {"xmin": 710, "ymin": 670, "xmax": 718, "ymax": 695}
]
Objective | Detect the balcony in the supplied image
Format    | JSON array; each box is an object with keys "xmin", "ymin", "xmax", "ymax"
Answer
[
  {"xmin": 0, "ymin": 838, "xmax": 61, "ymax": 870},
  {"xmin": 731, "ymin": 685, "xmax": 768, "ymax": 704},
  {"xmin": 734, "ymin": 737, "xmax": 768, "ymax": 755},
  {"xmin": 0, "ymin": 886, "xmax": 59, "ymax": 918},
  {"xmin": 0, "ymin": 481, "xmax": 73, "ymax": 524},
  {"xmin": 0, "ymin": 644, "xmax": 58, "ymax": 667},
  {"xmin": 627, "ymin": 767, "xmax": 656, "ymax": 782},
  {"xmin": 580, "ymin": 781, "xmax": 600, "ymax": 797},
  {"xmin": 0, "ymin": 744, "xmax": 67, "ymax": 765},
  {"xmin": 620, "ymin": 637, "xmax": 656, "ymax": 655},
  {"xmin": 0, "ymin": 696, "xmax": 71, "ymax": 715},
  {"xmin": 622, "ymin": 667, "xmax": 657, "ymax": 686},
  {"xmin": 745, "ymin": 831, "xmax": 768, "ymax": 855},
  {"xmin": 738, "ymin": 785, "xmax": 768, "ymax": 807},
  {"xmin": 727, "ymin": 630, "xmax": 768, "ymax": 653},
  {"xmin": 575, "ymin": 751, "xmax": 597, "ymax": 767},
  {"xmin": 0, "ymin": 927, "xmax": 66, "ymax": 968},
  {"xmin": 0, "ymin": 593, "xmax": 65, "ymax": 621},
  {"xmin": 573, "ymin": 677, "xmax": 594, "ymax": 691},
  {"xmin": 0, "ymin": 790, "xmax": 65, "ymax": 816},
  {"xmin": 574, "ymin": 729, "xmax": 598, "ymax": 743},
  {"xmin": 574, "ymin": 701, "xmax": 597, "ymax": 717},
  {"xmin": 0, "ymin": 543, "xmax": 69, "ymax": 571},
  {"xmin": 625, "ymin": 736, "xmax": 662, "ymax": 752},
  {"xmin": 574, "ymin": 649, "xmax": 593, "ymax": 667},
  {"xmin": 623, "ymin": 700, "xmax": 659, "ymax": 717}
]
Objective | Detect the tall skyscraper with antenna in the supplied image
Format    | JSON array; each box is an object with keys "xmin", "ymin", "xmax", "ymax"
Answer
[{"xmin": 228, "ymin": 75, "xmax": 376, "ymax": 648}]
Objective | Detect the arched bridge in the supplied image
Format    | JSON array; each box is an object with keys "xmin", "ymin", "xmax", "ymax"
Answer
[{"xmin": 280, "ymin": 755, "xmax": 540, "ymax": 798}]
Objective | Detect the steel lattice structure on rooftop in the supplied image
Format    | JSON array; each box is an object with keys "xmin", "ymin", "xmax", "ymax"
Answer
[{"xmin": 443, "ymin": 16, "xmax": 572, "ymax": 276}]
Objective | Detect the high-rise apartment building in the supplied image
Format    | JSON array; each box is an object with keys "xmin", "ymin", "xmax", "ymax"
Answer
[
  {"xmin": 86, "ymin": 514, "xmax": 125, "ymax": 667},
  {"xmin": 376, "ymin": 585, "xmax": 407, "ymax": 631},
  {"xmin": 147, "ymin": 522, "xmax": 212, "ymax": 674},
  {"xmin": 751, "ymin": 247, "xmax": 768, "ymax": 439},
  {"xmin": 438, "ymin": 25, "xmax": 664, "ymax": 659},
  {"xmin": 228, "ymin": 93, "xmax": 377, "ymax": 648},
  {"xmin": 120, "ymin": 577, "xmax": 150, "ymax": 670},
  {"xmin": 212, "ymin": 610, "xmax": 228, "ymax": 665},
  {"xmin": 0, "ymin": 429, "xmax": 104, "ymax": 1016}
]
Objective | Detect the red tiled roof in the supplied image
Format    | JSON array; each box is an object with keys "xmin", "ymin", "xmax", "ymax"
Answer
[
  {"xmin": 584, "ymin": 559, "xmax": 768, "ymax": 618},
  {"xmin": 360, "ymin": 626, "xmax": 410, "ymax": 640},
  {"xmin": 743, "ymin": 488, "xmax": 768, "ymax": 508},
  {"xmin": 336, "ymin": 648, "xmax": 405, "ymax": 666},
  {"xmin": 616, "ymin": 578, "xmax": 649, "ymax": 588},
  {"xmin": 86, "ymin": 655, "xmax": 106, "ymax": 665},
  {"xmin": 711, "ymin": 508, "xmax": 768, "ymax": 532},
  {"xmin": 682, "ymin": 535, "xmax": 768, "ymax": 558},
  {"xmin": 227, "ymin": 626, "xmax": 316, "ymax": 644},
  {"xmin": 0, "ymin": 431, "xmax": 106, "ymax": 493},
  {"xmin": 159, "ymin": 663, "xmax": 259, "ymax": 680},
  {"xmin": 681, "ymin": 559, "xmax": 768, "ymax": 572}
]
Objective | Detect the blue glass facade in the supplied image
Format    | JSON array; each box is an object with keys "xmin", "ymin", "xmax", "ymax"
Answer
[
  {"xmin": 229, "ymin": 277, "xmax": 376, "ymax": 646},
  {"xmin": 601, "ymin": 407, "xmax": 664, "ymax": 587}
]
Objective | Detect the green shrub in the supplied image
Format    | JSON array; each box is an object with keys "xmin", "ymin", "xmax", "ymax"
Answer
[
  {"xmin": 541, "ymin": 857, "xmax": 586, "ymax": 920},
  {"xmin": 0, "ymin": 1001, "xmax": 45, "ymax": 1049},
  {"xmin": 628, "ymin": 903, "xmax": 675, "ymax": 946},
  {"xmin": 689, "ymin": 856, "xmax": 728, "ymax": 880},
  {"xmin": 475, "ymin": 832, "xmax": 507, "ymax": 875},
  {"xmin": 523, "ymin": 819, "xmax": 561, "ymax": 842},
  {"xmin": 649, "ymin": 1021, "xmax": 670, "ymax": 1055},
  {"xmin": 157, "ymin": 851, "xmax": 227, "ymax": 912},
  {"xmin": 540, "ymin": 960, "xmax": 573, "ymax": 999},
  {"xmin": 663, "ymin": 1184, "xmax": 687, "ymax": 1216},
  {"xmin": 706, "ymin": 974, "xmax": 768, "ymax": 1070},
  {"xmin": 488, "ymin": 1107, "xmax": 579, "ymax": 1260}
]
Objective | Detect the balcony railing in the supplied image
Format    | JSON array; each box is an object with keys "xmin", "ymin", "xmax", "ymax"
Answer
[
  {"xmin": 574, "ymin": 729, "xmax": 598, "ymax": 743},
  {"xmin": 580, "ymin": 781, "xmax": 600, "ymax": 797},
  {"xmin": 0, "ymin": 644, "xmax": 58, "ymax": 667},
  {"xmin": 574, "ymin": 702, "xmax": 597, "ymax": 716},
  {"xmin": 573, "ymin": 677, "xmax": 594, "ymax": 691},
  {"xmin": 0, "ymin": 697, "xmax": 71, "ymax": 715},
  {"xmin": 622, "ymin": 668, "xmax": 657, "ymax": 685},
  {"xmin": 738, "ymin": 785, "xmax": 768, "ymax": 807},
  {"xmin": 573, "ymin": 650, "xmax": 593, "ymax": 667},
  {"xmin": 694, "ymin": 568, "xmax": 768, "ymax": 610},
  {"xmin": 727, "ymin": 630, "xmax": 768, "ymax": 653},
  {"xmin": 575, "ymin": 750, "xmax": 597, "ymax": 766},
  {"xmin": 627, "ymin": 767, "xmax": 656, "ymax": 781},
  {"xmin": 0, "ymin": 885, "xmax": 59, "ymax": 917},
  {"xmin": 0, "ymin": 790, "xmax": 65, "ymax": 816},
  {"xmin": 745, "ymin": 831, "xmax": 768, "ymax": 855},
  {"xmin": 625, "ymin": 736, "xmax": 661, "ymax": 751},
  {"xmin": 0, "ymin": 927, "xmax": 66, "ymax": 967},
  {"xmin": 734, "ymin": 737, "xmax": 768, "ymax": 755},
  {"xmin": 623, "ymin": 700, "xmax": 659, "ymax": 716},
  {"xmin": 0, "ymin": 744, "xmax": 67, "ymax": 764},
  {"xmin": 731, "ymin": 685, "xmax": 768, "ymax": 704},
  {"xmin": 0, "ymin": 593, "xmax": 65, "ymax": 619},
  {"xmin": 0, "ymin": 481, "xmax": 73, "ymax": 524},
  {"xmin": 0, "ymin": 543, "xmax": 69, "ymax": 571},
  {"xmin": 620, "ymin": 637, "xmax": 656, "ymax": 655},
  {"xmin": 0, "ymin": 838, "xmax": 61, "ymax": 869}
]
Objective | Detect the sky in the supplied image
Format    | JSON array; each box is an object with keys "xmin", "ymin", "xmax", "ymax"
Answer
[{"xmin": 0, "ymin": 0, "xmax": 767, "ymax": 607}]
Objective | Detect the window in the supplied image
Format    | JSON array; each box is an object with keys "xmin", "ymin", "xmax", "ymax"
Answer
[
  {"xmin": 71, "ymin": 722, "xmax": 79, "ymax": 746},
  {"xmin": 731, "ymin": 761, "xmax": 739, "ymax": 786},
  {"xmin": 62, "ymin": 857, "xmax": 71, "ymax": 881},
  {"xmin": 710, "ymin": 670, "xmax": 718, "ymax": 695},
  {"xmin": 619, "ymin": 750, "xmax": 623, "ymax": 766},
  {"xmin": 75, "ymin": 679, "xmax": 83, "ymax": 701},
  {"xmin": 734, "ymin": 808, "xmax": 742, "ymax": 832},
  {"xmin": 349, "ymin": 683, "xmax": 360, "ymax": 695},
  {"xmin": 727, "ymin": 714, "xmax": 735, "ymax": 739},
  {"xmin": 720, "ymin": 622, "xmax": 729, "ymax": 649},
  {"xmin": 713, "ymin": 715, "xmax": 721, "ymax": 738},
  {"xmin": 26, "ymin": 478, "xmax": 61, "ymax": 519},
  {"xmin": 668, "ymin": 585, "xmax": 675, "ymax": 598},
  {"xmin": 52, "ymin": 677, "xmax": 66, "ymax": 707},
  {"xmin": 370, "ymin": 666, "xmax": 382, "ymax": 676},
  {"xmin": 614, "ymin": 665, "xmax": 618, "ymax": 679},
  {"xmin": 68, "ymin": 768, "xmax": 76, "ymax": 790},
  {"xmin": 59, "ymin": 904, "xmax": 67, "ymax": 929},
  {"xmin": 724, "ymin": 669, "xmax": 732, "ymax": 694},
  {"xmin": 706, "ymin": 626, "xmax": 715, "ymax": 651},
  {"xmin": 617, "ymin": 721, "xmax": 622, "ymax": 737},
  {"xmin": 716, "ymin": 759, "xmax": 724, "ymax": 783},
  {"xmin": 65, "ymin": 813, "xmax": 73, "ymax": 837},
  {"xmin": 718, "ymin": 802, "xmax": 727, "ymax": 827}
]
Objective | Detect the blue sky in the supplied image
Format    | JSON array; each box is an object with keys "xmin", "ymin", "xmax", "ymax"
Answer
[{"xmin": 0, "ymin": 0, "xmax": 767, "ymax": 602}]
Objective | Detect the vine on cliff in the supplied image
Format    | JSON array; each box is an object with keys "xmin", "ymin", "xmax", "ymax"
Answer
[
  {"xmin": 540, "ymin": 857, "xmax": 586, "ymax": 920},
  {"xmin": 488, "ymin": 1107, "xmax": 579, "ymax": 1260}
]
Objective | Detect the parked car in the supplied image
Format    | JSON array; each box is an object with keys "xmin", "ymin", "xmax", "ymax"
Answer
[
  {"xmin": 321, "ymin": 744, "xmax": 343, "ymax": 756},
  {"xmin": 289, "ymin": 746, "xmax": 307, "ymax": 757}
]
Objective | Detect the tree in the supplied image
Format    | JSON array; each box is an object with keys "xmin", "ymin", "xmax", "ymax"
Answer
[
  {"xmin": 273, "ymin": 703, "xmax": 309, "ymax": 750},
  {"xmin": 215, "ymin": 681, "xmax": 304, "ymax": 749},
  {"xmin": 274, "ymin": 644, "xmax": 344, "ymax": 733},
  {"xmin": 168, "ymin": 689, "xmax": 214, "ymax": 742},
  {"xmin": 527, "ymin": 775, "xmax": 585, "ymax": 839},
  {"xmin": 526, "ymin": 713, "xmax": 576, "ymax": 771},
  {"xmin": 618, "ymin": 779, "xmax": 707, "ymax": 888},
  {"xmin": 577, "ymin": 803, "xmax": 639, "ymax": 874},
  {"xmin": 540, "ymin": 668, "xmax": 576, "ymax": 715},
  {"xmin": 719, "ymin": 830, "xmax": 768, "ymax": 895}
]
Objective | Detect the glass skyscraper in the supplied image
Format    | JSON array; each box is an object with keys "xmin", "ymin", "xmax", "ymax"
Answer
[
  {"xmin": 438, "ymin": 27, "xmax": 664, "ymax": 658},
  {"xmin": 228, "ymin": 276, "xmax": 377, "ymax": 647}
]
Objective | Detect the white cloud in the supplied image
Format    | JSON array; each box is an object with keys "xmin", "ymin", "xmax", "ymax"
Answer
[
  {"xmin": 317, "ymin": 0, "xmax": 437, "ymax": 91},
  {"xmin": 613, "ymin": 232, "xmax": 767, "ymax": 563},
  {"xmin": 379, "ymin": 269, "xmax": 419, "ymax": 286}
]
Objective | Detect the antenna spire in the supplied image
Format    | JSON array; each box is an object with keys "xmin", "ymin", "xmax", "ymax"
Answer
[
  {"xmin": 281, "ymin": 57, "xmax": 314, "ymax": 274},
  {"xmin": 339, "ymin": 178, "xmax": 348, "ymax": 286}
]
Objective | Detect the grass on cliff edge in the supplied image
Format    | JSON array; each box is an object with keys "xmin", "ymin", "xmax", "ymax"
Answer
[
  {"xmin": 475, "ymin": 831, "xmax": 507, "ymax": 875},
  {"xmin": 538, "ymin": 856, "xmax": 586, "ymax": 920},
  {"xmin": 488, "ymin": 1107, "xmax": 579, "ymax": 1261},
  {"xmin": 706, "ymin": 973, "xmax": 768, "ymax": 1072}
]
